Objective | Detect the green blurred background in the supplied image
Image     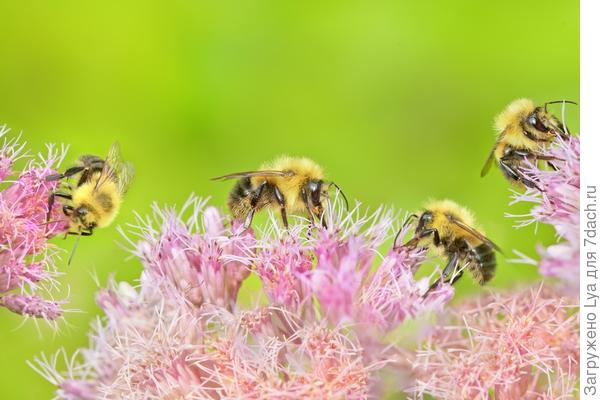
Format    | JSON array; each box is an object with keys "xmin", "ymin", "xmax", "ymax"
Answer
[{"xmin": 0, "ymin": 1, "xmax": 579, "ymax": 398}]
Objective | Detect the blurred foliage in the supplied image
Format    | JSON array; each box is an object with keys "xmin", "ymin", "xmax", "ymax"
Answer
[{"xmin": 0, "ymin": 1, "xmax": 578, "ymax": 398}]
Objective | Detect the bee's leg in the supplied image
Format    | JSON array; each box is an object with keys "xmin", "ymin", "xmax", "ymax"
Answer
[
  {"xmin": 319, "ymin": 211, "xmax": 328, "ymax": 229},
  {"xmin": 45, "ymin": 166, "xmax": 86, "ymax": 182},
  {"xmin": 499, "ymin": 160, "xmax": 542, "ymax": 191},
  {"xmin": 425, "ymin": 252, "xmax": 460, "ymax": 297},
  {"xmin": 509, "ymin": 149, "xmax": 565, "ymax": 168},
  {"xmin": 418, "ymin": 228, "xmax": 441, "ymax": 244},
  {"xmin": 66, "ymin": 229, "xmax": 93, "ymax": 236},
  {"xmin": 301, "ymin": 187, "xmax": 319, "ymax": 230},
  {"xmin": 505, "ymin": 149, "xmax": 563, "ymax": 172},
  {"xmin": 402, "ymin": 228, "xmax": 439, "ymax": 249},
  {"xmin": 244, "ymin": 181, "xmax": 267, "ymax": 229},
  {"xmin": 431, "ymin": 229, "xmax": 441, "ymax": 246},
  {"xmin": 47, "ymin": 192, "xmax": 73, "ymax": 222},
  {"xmin": 533, "ymin": 153, "xmax": 564, "ymax": 171},
  {"xmin": 273, "ymin": 186, "xmax": 289, "ymax": 229},
  {"xmin": 47, "ymin": 194, "xmax": 56, "ymax": 222},
  {"xmin": 63, "ymin": 205, "xmax": 74, "ymax": 216},
  {"xmin": 448, "ymin": 268, "xmax": 464, "ymax": 286}
]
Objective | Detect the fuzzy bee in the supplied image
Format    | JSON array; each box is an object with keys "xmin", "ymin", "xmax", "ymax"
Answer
[
  {"xmin": 46, "ymin": 142, "xmax": 134, "ymax": 263},
  {"xmin": 398, "ymin": 200, "xmax": 501, "ymax": 294},
  {"xmin": 480, "ymin": 98, "xmax": 576, "ymax": 190},
  {"xmin": 212, "ymin": 156, "xmax": 347, "ymax": 229}
]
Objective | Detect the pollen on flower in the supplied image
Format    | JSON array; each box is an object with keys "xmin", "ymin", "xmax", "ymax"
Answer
[
  {"xmin": 412, "ymin": 285, "xmax": 579, "ymax": 400},
  {"xmin": 0, "ymin": 293, "xmax": 63, "ymax": 320},
  {"xmin": 254, "ymin": 221, "xmax": 313, "ymax": 311},
  {"xmin": 124, "ymin": 196, "xmax": 256, "ymax": 311},
  {"xmin": 33, "ymin": 195, "xmax": 456, "ymax": 399},
  {"xmin": 307, "ymin": 207, "xmax": 453, "ymax": 332},
  {"xmin": 0, "ymin": 126, "xmax": 69, "ymax": 321}
]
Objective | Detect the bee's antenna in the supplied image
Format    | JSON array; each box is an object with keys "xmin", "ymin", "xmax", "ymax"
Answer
[
  {"xmin": 392, "ymin": 229, "xmax": 403, "ymax": 249},
  {"xmin": 328, "ymin": 182, "xmax": 349, "ymax": 211},
  {"xmin": 393, "ymin": 214, "xmax": 418, "ymax": 249},
  {"xmin": 68, "ymin": 233, "xmax": 81, "ymax": 266},
  {"xmin": 544, "ymin": 100, "xmax": 578, "ymax": 112}
]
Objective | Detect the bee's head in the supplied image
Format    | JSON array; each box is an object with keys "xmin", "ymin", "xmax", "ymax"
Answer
[
  {"xmin": 71, "ymin": 205, "xmax": 98, "ymax": 231},
  {"xmin": 415, "ymin": 210, "xmax": 434, "ymax": 235},
  {"xmin": 495, "ymin": 98, "xmax": 575, "ymax": 142},
  {"xmin": 524, "ymin": 107, "xmax": 565, "ymax": 141},
  {"xmin": 306, "ymin": 180, "xmax": 326, "ymax": 220},
  {"xmin": 401, "ymin": 210, "xmax": 434, "ymax": 249}
]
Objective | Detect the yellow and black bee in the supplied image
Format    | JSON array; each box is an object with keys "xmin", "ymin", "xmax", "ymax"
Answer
[
  {"xmin": 399, "ymin": 200, "xmax": 501, "ymax": 294},
  {"xmin": 481, "ymin": 98, "xmax": 576, "ymax": 190},
  {"xmin": 46, "ymin": 142, "xmax": 134, "ymax": 261},
  {"xmin": 212, "ymin": 156, "xmax": 347, "ymax": 229}
]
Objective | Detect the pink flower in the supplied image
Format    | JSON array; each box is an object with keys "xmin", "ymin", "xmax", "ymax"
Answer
[
  {"xmin": 254, "ymin": 221, "xmax": 313, "ymax": 313},
  {"xmin": 0, "ymin": 293, "xmax": 63, "ymax": 319},
  {"xmin": 126, "ymin": 196, "xmax": 255, "ymax": 311},
  {"xmin": 412, "ymin": 285, "xmax": 579, "ymax": 399},
  {"xmin": 32, "ymin": 196, "xmax": 454, "ymax": 398},
  {"xmin": 307, "ymin": 206, "xmax": 453, "ymax": 333},
  {"xmin": 508, "ymin": 135, "xmax": 579, "ymax": 291},
  {"xmin": 0, "ymin": 126, "xmax": 68, "ymax": 321}
]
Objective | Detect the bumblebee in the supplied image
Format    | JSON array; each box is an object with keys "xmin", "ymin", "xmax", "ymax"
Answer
[
  {"xmin": 46, "ymin": 142, "xmax": 134, "ymax": 261},
  {"xmin": 398, "ymin": 200, "xmax": 501, "ymax": 294},
  {"xmin": 212, "ymin": 156, "xmax": 347, "ymax": 229},
  {"xmin": 481, "ymin": 98, "xmax": 576, "ymax": 190}
]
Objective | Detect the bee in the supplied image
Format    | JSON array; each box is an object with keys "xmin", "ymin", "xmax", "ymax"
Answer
[
  {"xmin": 46, "ymin": 142, "xmax": 134, "ymax": 263},
  {"xmin": 480, "ymin": 98, "xmax": 577, "ymax": 190},
  {"xmin": 212, "ymin": 156, "xmax": 347, "ymax": 229},
  {"xmin": 398, "ymin": 200, "xmax": 501, "ymax": 294}
]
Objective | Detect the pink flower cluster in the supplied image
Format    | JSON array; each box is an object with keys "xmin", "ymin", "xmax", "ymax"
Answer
[
  {"xmin": 509, "ymin": 135, "xmax": 580, "ymax": 291},
  {"xmin": 412, "ymin": 285, "xmax": 579, "ymax": 399},
  {"xmin": 32, "ymin": 196, "xmax": 453, "ymax": 399},
  {"xmin": 255, "ymin": 207, "xmax": 453, "ymax": 335},
  {"xmin": 0, "ymin": 126, "xmax": 68, "ymax": 321}
]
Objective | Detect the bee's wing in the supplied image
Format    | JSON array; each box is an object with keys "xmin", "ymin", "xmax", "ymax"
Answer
[
  {"xmin": 211, "ymin": 170, "xmax": 295, "ymax": 181},
  {"xmin": 93, "ymin": 142, "xmax": 133, "ymax": 194},
  {"xmin": 481, "ymin": 129, "xmax": 508, "ymax": 177},
  {"xmin": 447, "ymin": 215, "xmax": 502, "ymax": 253},
  {"xmin": 480, "ymin": 147, "xmax": 496, "ymax": 177},
  {"xmin": 117, "ymin": 161, "xmax": 135, "ymax": 194}
]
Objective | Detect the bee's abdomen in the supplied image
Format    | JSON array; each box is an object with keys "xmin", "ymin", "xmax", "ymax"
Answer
[{"xmin": 469, "ymin": 243, "xmax": 497, "ymax": 284}]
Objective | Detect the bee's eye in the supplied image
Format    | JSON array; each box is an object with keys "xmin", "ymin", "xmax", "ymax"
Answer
[
  {"xmin": 308, "ymin": 181, "xmax": 322, "ymax": 205},
  {"xmin": 77, "ymin": 207, "xmax": 88, "ymax": 217},
  {"xmin": 527, "ymin": 114, "xmax": 550, "ymax": 132},
  {"xmin": 420, "ymin": 212, "xmax": 433, "ymax": 224}
]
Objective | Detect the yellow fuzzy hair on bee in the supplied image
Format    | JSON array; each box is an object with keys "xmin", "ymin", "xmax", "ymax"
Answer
[
  {"xmin": 71, "ymin": 174, "xmax": 122, "ymax": 229},
  {"xmin": 252, "ymin": 156, "xmax": 324, "ymax": 213},
  {"xmin": 494, "ymin": 98, "xmax": 536, "ymax": 134},
  {"xmin": 423, "ymin": 199, "xmax": 477, "ymax": 228},
  {"xmin": 415, "ymin": 199, "xmax": 498, "ymax": 285},
  {"xmin": 215, "ymin": 155, "xmax": 338, "ymax": 229},
  {"xmin": 421, "ymin": 200, "xmax": 484, "ymax": 254}
]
